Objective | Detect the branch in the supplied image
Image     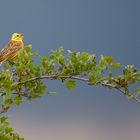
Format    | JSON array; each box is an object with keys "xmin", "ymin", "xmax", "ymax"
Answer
[
  {"xmin": 102, "ymin": 82, "xmax": 140, "ymax": 104},
  {"xmin": 17, "ymin": 75, "xmax": 140, "ymax": 105},
  {"xmin": 0, "ymin": 108, "xmax": 7, "ymax": 114},
  {"xmin": 0, "ymin": 91, "xmax": 29, "ymax": 98},
  {"xmin": 115, "ymin": 86, "xmax": 140, "ymax": 104},
  {"xmin": 0, "ymin": 92, "xmax": 30, "ymax": 114},
  {"xmin": 17, "ymin": 75, "xmax": 89, "ymax": 85}
]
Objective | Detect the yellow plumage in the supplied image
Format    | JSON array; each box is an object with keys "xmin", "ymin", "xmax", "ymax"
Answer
[{"xmin": 0, "ymin": 33, "xmax": 24, "ymax": 64}]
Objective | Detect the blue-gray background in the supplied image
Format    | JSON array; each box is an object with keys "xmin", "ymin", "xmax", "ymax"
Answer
[{"xmin": 0, "ymin": 0, "xmax": 140, "ymax": 140}]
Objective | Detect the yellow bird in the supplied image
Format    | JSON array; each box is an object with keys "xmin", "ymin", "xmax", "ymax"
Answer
[{"xmin": 0, "ymin": 33, "xmax": 24, "ymax": 64}]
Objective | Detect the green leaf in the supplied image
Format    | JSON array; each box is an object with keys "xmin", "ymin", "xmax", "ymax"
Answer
[
  {"xmin": 28, "ymin": 93, "xmax": 40, "ymax": 100},
  {"xmin": 14, "ymin": 96, "xmax": 22, "ymax": 105},
  {"xmin": 79, "ymin": 52, "xmax": 89, "ymax": 62},
  {"xmin": 0, "ymin": 116, "xmax": 7, "ymax": 123},
  {"xmin": 99, "ymin": 55, "xmax": 106, "ymax": 67},
  {"xmin": 111, "ymin": 63, "xmax": 121, "ymax": 69},
  {"xmin": 65, "ymin": 80, "xmax": 76, "ymax": 91},
  {"xmin": 0, "ymin": 116, "xmax": 24, "ymax": 139},
  {"xmin": 89, "ymin": 73, "xmax": 96, "ymax": 84},
  {"xmin": 104, "ymin": 56, "xmax": 114, "ymax": 64},
  {"xmin": 5, "ymin": 127, "xmax": 13, "ymax": 133},
  {"xmin": 135, "ymin": 88, "xmax": 140, "ymax": 96},
  {"xmin": 109, "ymin": 72, "xmax": 113, "ymax": 77},
  {"xmin": 24, "ymin": 45, "xmax": 32, "ymax": 52},
  {"xmin": 2, "ymin": 97, "xmax": 13, "ymax": 110},
  {"xmin": 123, "ymin": 68, "xmax": 129, "ymax": 75}
]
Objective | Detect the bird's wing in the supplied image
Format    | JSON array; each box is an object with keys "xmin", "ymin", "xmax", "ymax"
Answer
[{"xmin": 0, "ymin": 40, "xmax": 23, "ymax": 62}]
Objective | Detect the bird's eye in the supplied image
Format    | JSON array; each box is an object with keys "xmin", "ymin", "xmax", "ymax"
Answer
[{"xmin": 17, "ymin": 35, "xmax": 19, "ymax": 37}]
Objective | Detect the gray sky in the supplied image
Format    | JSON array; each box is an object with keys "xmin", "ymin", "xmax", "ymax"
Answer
[{"xmin": 0, "ymin": 0, "xmax": 140, "ymax": 140}]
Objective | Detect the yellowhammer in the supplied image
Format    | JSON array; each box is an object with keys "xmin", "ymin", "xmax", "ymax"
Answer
[{"xmin": 0, "ymin": 33, "xmax": 24, "ymax": 64}]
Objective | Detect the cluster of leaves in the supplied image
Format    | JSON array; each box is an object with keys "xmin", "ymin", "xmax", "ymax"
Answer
[
  {"xmin": 0, "ymin": 46, "xmax": 140, "ymax": 113},
  {"xmin": 0, "ymin": 46, "xmax": 49, "ymax": 112},
  {"xmin": 0, "ymin": 45, "xmax": 140, "ymax": 138},
  {"xmin": 0, "ymin": 116, "xmax": 24, "ymax": 140}
]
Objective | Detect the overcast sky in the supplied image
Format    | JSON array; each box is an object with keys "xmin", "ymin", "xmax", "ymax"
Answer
[{"xmin": 0, "ymin": 0, "xmax": 140, "ymax": 140}]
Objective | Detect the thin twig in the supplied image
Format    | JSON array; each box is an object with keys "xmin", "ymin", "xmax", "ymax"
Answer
[
  {"xmin": 0, "ymin": 92, "xmax": 6, "ymax": 97},
  {"xmin": 115, "ymin": 86, "xmax": 140, "ymax": 104},
  {"xmin": 0, "ymin": 108, "xmax": 8, "ymax": 114},
  {"xmin": 102, "ymin": 82, "xmax": 140, "ymax": 104}
]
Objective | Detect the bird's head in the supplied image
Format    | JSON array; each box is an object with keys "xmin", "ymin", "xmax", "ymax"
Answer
[{"xmin": 11, "ymin": 33, "xmax": 24, "ymax": 42}]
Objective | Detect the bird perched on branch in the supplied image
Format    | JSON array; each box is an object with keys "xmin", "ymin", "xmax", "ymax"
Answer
[{"xmin": 0, "ymin": 33, "xmax": 24, "ymax": 64}]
